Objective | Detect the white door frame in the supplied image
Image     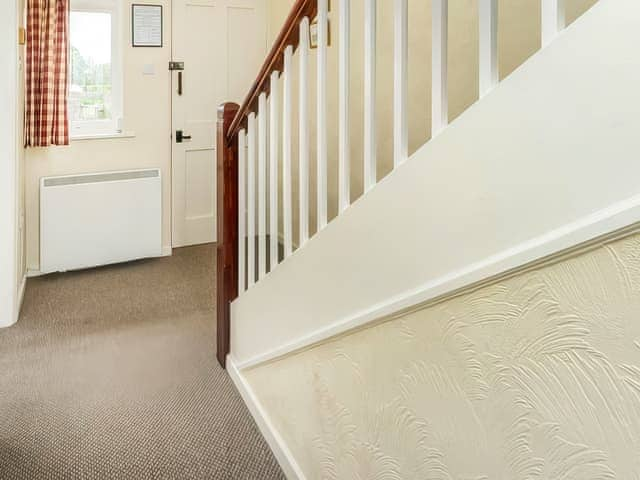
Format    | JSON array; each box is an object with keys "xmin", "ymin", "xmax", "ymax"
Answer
[{"xmin": 0, "ymin": 0, "xmax": 19, "ymax": 328}]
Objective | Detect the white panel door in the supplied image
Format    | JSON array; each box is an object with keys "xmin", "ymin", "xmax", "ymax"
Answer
[{"xmin": 172, "ymin": 0, "xmax": 266, "ymax": 248}]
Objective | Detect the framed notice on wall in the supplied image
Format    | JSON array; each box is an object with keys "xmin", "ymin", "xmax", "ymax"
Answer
[{"xmin": 132, "ymin": 4, "xmax": 163, "ymax": 47}]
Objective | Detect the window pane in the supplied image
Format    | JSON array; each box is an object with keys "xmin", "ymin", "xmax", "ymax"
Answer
[{"xmin": 70, "ymin": 11, "xmax": 112, "ymax": 124}]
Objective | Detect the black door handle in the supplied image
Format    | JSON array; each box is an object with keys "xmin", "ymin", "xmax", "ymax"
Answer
[{"xmin": 176, "ymin": 130, "xmax": 192, "ymax": 143}]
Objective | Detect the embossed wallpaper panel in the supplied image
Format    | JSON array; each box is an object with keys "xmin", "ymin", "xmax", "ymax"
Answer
[{"xmin": 246, "ymin": 232, "xmax": 640, "ymax": 479}]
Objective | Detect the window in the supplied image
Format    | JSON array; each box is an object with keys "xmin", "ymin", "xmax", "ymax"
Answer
[{"xmin": 69, "ymin": 0, "xmax": 122, "ymax": 137}]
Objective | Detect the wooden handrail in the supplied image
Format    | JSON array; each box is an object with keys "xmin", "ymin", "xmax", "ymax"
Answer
[{"xmin": 226, "ymin": 0, "xmax": 317, "ymax": 142}]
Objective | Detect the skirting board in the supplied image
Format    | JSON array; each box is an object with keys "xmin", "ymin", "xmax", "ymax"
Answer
[
  {"xmin": 27, "ymin": 245, "xmax": 173, "ymax": 277},
  {"xmin": 227, "ymin": 356, "xmax": 307, "ymax": 480},
  {"xmin": 16, "ymin": 275, "xmax": 26, "ymax": 323}
]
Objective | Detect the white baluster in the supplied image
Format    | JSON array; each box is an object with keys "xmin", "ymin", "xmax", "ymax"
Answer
[
  {"xmin": 247, "ymin": 113, "xmax": 256, "ymax": 287},
  {"xmin": 394, "ymin": 0, "xmax": 408, "ymax": 167},
  {"xmin": 269, "ymin": 71, "xmax": 280, "ymax": 271},
  {"xmin": 258, "ymin": 93, "xmax": 267, "ymax": 280},
  {"xmin": 364, "ymin": 0, "xmax": 377, "ymax": 192},
  {"xmin": 339, "ymin": 0, "xmax": 351, "ymax": 212},
  {"xmin": 238, "ymin": 129, "xmax": 246, "ymax": 294},
  {"xmin": 299, "ymin": 17, "xmax": 310, "ymax": 246},
  {"xmin": 432, "ymin": 0, "xmax": 448, "ymax": 137},
  {"xmin": 317, "ymin": 0, "xmax": 328, "ymax": 230},
  {"xmin": 542, "ymin": 0, "xmax": 565, "ymax": 47},
  {"xmin": 282, "ymin": 45, "xmax": 293, "ymax": 257},
  {"xmin": 479, "ymin": 0, "xmax": 498, "ymax": 98}
]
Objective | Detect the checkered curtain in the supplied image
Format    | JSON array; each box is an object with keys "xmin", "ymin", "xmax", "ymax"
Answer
[{"xmin": 25, "ymin": 0, "xmax": 70, "ymax": 147}]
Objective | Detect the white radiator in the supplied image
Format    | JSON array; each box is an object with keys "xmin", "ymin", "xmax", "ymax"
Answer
[{"xmin": 40, "ymin": 169, "xmax": 162, "ymax": 274}]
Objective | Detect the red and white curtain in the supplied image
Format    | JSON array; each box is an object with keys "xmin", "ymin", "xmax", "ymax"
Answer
[{"xmin": 25, "ymin": 0, "xmax": 70, "ymax": 147}]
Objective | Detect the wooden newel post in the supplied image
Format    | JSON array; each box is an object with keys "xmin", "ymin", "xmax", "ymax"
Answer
[{"xmin": 216, "ymin": 102, "xmax": 240, "ymax": 368}]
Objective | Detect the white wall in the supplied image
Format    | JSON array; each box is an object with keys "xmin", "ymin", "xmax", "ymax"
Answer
[
  {"xmin": 25, "ymin": 0, "xmax": 173, "ymax": 273},
  {"xmin": 244, "ymin": 229, "xmax": 640, "ymax": 478},
  {"xmin": 231, "ymin": 0, "xmax": 640, "ymax": 367},
  {"xmin": 0, "ymin": 0, "xmax": 20, "ymax": 328}
]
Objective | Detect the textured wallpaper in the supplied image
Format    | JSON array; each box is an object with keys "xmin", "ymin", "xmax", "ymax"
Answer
[{"xmin": 245, "ymin": 232, "xmax": 640, "ymax": 479}]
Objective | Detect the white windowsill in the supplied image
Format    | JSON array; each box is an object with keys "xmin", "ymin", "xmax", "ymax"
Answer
[{"xmin": 70, "ymin": 131, "xmax": 136, "ymax": 142}]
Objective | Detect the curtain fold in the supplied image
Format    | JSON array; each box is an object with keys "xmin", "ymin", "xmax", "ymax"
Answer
[{"xmin": 25, "ymin": 0, "xmax": 70, "ymax": 147}]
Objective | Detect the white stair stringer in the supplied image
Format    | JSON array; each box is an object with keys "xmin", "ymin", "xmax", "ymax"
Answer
[{"xmin": 231, "ymin": 0, "xmax": 640, "ymax": 370}]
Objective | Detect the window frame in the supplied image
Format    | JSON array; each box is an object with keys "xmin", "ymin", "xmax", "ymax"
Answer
[{"xmin": 69, "ymin": 0, "xmax": 123, "ymax": 138}]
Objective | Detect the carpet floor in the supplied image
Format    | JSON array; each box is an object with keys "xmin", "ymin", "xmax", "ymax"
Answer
[{"xmin": 0, "ymin": 245, "xmax": 285, "ymax": 480}]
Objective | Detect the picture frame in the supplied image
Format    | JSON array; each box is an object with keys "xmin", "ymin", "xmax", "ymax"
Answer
[
  {"xmin": 309, "ymin": 18, "xmax": 331, "ymax": 49},
  {"xmin": 309, "ymin": 0, "xmax": 331, "ymax": 49},
  {"xmin": 132, "ymin": 4, "xmax": 163, "ymax": 48}
]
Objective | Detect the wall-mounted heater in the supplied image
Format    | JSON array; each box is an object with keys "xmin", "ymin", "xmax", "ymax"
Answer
[{"xmin": 40, "ymin": 169, "xmax": 162, "ymax": 274}]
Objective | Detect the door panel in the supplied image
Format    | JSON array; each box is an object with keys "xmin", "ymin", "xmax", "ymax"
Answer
[
  {"xmin": 185, "ymin": 148, "xmax": 215, "ymax": 218},
  {"xmin": 172, "ymin": 0, "xmax": 266, "ymax": 248}
]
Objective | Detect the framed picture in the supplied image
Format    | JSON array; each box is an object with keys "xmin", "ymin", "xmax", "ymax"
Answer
[
  {"xmin": 309, "ymin": 1, "xmax": 331, "ymax": 49},
  {"xmin": 309, "ymin": 18, "xmax": 331, "ymax": 49},
  {"xmin": 132, "ymin": 4, "xmax": 163, "ymax": 47}
]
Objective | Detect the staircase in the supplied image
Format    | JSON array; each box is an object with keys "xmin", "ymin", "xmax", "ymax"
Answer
[{"xmin": 216, "ymin": 0, "xmax": 640, "ymax": 477}]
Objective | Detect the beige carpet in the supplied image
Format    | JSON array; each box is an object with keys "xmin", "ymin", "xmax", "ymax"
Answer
[{"xmin": 0, "ymin": 245, "xmax": 285, "ymax": 480}]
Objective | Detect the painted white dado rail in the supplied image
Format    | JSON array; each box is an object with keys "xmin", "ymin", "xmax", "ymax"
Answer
[{"xmin": 229, "ymin": 0, "xmax": 640, "ymax": 368}]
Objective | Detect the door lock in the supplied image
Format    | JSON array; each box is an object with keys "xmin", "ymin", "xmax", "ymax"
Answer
[
  {"xmin": 176, "ymin": 130, "xmax": 192, "ymax": 143},
  {"xmin": 169, "ymin": 62, "xmax": 185, "ymax": 95}
]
